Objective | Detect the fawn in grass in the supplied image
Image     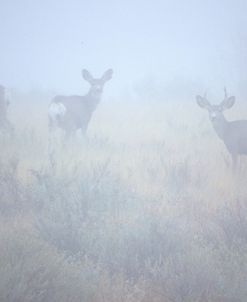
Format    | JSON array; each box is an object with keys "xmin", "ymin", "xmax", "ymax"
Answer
[{"xmin": 196, "ymin": 88, "xmax": 247, "ymax": 170}]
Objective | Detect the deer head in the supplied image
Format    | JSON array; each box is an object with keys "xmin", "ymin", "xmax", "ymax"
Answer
[
  {"xmin": 196, "ymin": 88, "xmax": 235, "ymax": 123},
  {"xmin": 82, "ymin": 69, "xmax": 113, "ymax": 98}
]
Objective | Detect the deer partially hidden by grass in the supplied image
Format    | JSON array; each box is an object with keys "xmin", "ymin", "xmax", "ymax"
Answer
[
  {"xmin": 196, "ymin": 88, "xmax": 247, "ymax": 170},
  {"xmin": 0, "ymin": 85, "xmax": 13, "ymax": 134},
  {"xmin": 48, "ymin": 69, "xmax": 113, "ymax": 138}
]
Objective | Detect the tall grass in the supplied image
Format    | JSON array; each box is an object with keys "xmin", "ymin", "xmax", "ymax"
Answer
[{"xmin": 1, "ymin": 95, "xmax": 247, "ymax": 301}]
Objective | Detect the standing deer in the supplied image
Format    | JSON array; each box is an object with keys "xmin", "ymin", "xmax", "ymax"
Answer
[
  {"xmin": 48, "ymin": 68, "xmax": 113, "ymax": 137},
  {"xmin": 0, "ymin": 85, "xmax": 13, "ymax": 134},
  {"xmin": 196, "ymin": 88, "xmax": 247, "ymax": 169}
]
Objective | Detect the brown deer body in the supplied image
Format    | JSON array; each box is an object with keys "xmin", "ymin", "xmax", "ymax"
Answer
[
  {"xmin": 48, "ymin": 69, "xmax": 113, "ymax": 137},
  {"xmin": 196, "ymin": 89, "xmax": 247, "ymax": 169}
]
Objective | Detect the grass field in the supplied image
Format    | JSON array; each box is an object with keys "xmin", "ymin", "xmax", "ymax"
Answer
[{"xmin": 1, "ymin": 93, "xmax": 247, "ymax": 302}]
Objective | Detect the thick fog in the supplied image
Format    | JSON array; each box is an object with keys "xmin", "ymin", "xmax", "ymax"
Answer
[
  {"xmin": 2, "ymin": 2, "xmax": 247, "ymax": 302},
  {"xmin": 1, "ymin": 0, "xmax": 247, "ymax": 98}
]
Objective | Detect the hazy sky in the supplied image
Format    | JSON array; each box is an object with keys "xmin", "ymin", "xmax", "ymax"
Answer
[{"xmin": 0, "ymin": 0, "xmax": 247, "ymax": 98}]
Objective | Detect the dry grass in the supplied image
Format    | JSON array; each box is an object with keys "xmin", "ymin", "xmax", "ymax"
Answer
[{"xmin": 1, "ymin": 93, "xmax": 247, "ymax": 301}]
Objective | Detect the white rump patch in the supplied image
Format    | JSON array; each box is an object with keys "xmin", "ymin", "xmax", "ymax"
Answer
[{"xmin": 48, "ymin": 103, "xmax": 67, "ymax": 119}]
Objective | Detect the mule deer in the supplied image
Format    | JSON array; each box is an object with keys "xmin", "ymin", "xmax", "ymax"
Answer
[
  {"xmin": 196, "ymin": 88, "xmax": 247, "ymax": 169},
  {"xmin": 0, "ymin": 85, "xmax": 13, "ymax": 134},
  {"xmin": 48, "ymin": 68, "xmax": 113, "ymax": 137}
]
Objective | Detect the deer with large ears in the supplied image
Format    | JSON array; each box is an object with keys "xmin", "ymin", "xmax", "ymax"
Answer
[
  {"xmin": 196, "ymin": 88, "xmax": 247, "ymax": 169},
  {"xmin": 48, "ymin": 68, "xmax": 113, "ymax": 137}
]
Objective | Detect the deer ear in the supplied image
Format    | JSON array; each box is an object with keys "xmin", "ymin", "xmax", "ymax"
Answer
[
  {"xmin": 221, "ymin": 96, "xmax": 235, "ymax": 110},
  {"xmin": 101, "ymin": 69, "xmax": 113, "ymax": 82},
  {"xmin": 196, "ymin": 95, "xmax": 210, "ymax": 109},
  {"xmin": 82, "ymin": 69, "xmax": 93, "ymax": 83}
]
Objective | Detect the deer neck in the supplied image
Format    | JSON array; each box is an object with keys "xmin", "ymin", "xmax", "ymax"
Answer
[{"xmin": 211, "ymin": 116, "xmax": 229, "ymax": 140}]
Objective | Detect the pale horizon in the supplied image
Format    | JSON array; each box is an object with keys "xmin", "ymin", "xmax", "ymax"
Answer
[{"xmin": 1, "ymin": 0, "xmax": 247, "ymax": 100}]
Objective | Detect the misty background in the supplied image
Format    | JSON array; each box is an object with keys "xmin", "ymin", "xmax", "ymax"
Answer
[
  {"xmin": 0, "ymin": 0, "xmax": 247, "ymax": 101},
  {"xmin": 2, "ymin": 2, "xmax": 247, "ymax": 302}
]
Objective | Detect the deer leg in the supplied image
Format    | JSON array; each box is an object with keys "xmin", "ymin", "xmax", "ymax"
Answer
[
  {"xmin": 5, "ymin": 120, "xmax": 14, "ymax": 137},
  {"xmin": 232, "ymin": 154, "xmax": 239, "ymax": 172},
  {"xmin": 48, "ymin": 117, "xmax": 55, "ymax": 133}
]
